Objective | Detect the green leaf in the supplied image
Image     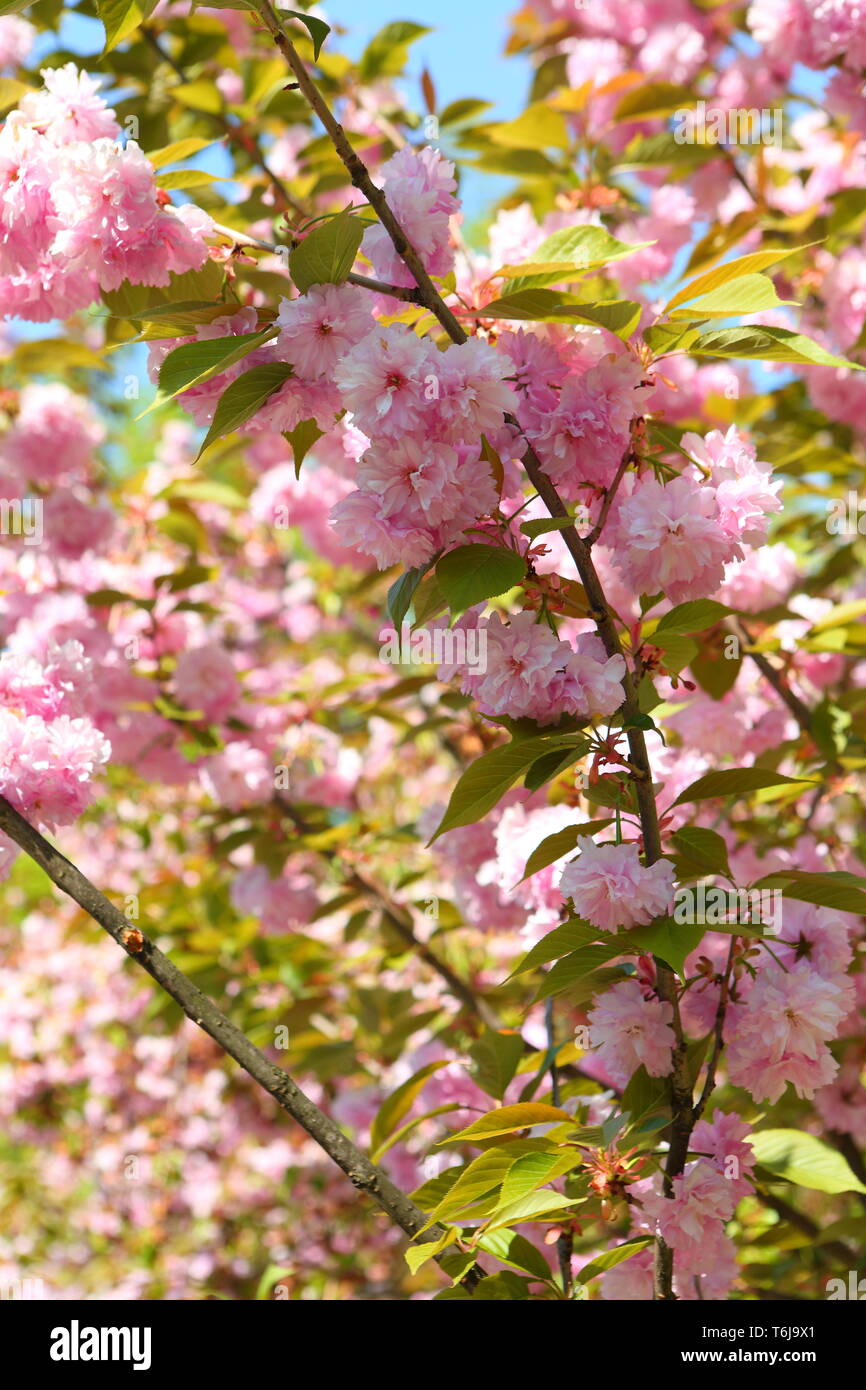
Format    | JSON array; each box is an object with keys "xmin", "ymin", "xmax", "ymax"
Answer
[
  {"xmin": 422, "ymin": 1146, "xmax": 539, "ymax": 1223},
  {"xmin": 290, "ymin": 210, "xmax": 364, "ymax": 293},
  {"xmin": 482, "ymin": 1188, "xmax": 581, "ymax": 1235},
  {"xmin": 145, "ymin": 330, "xmax": 275, "ymax": 415},
  {"xmin": 519, "ymin": 516, "xmax": 577, "ymax": 540},
  {"xmin": 672, "ymin": 768, "xmax": 816, "ymax": 807},
  {"xmin": 534, "ymin": 946, "xmax": 625, "ymax": 1001},
  {"xmin": 488, "ymin": 102, "xmax": 569, "ymax": 151},
  {"xmin": 619, "ymin": 916, "xmax": 706, "ymax": 979},
  {"xmin": 651, "ymin": 631, "xmax": 697, "ymax": 673},
  {"xmin": 439, "ymin": 98, "xmax": 494, "ymax": 127},
  {"xmin": 469, "ymin": 1030, "xmax": 525, "ymax": 1101},
  {"xmin": 97, "ymin": 0, "xmax": 157, "ymax": 52},
  {"xmin": 521, "ymin": 822, "xmax": 614, "ymax": 882},
  {"xmin": 284, "ymin": 417, "xmax": 325, "ymax": 478},
  {"xmin": 523, "ymin": 743, "xmax": 590, "ymax": 793},
  {"xmin": 387, "ymin": 565, "xmax": 430, "ymax": 630},
  {"xmin": 441, "ymin": 1104, "xmax": 571, "ymax": 1146},
  {"xmin": 504, "ymin": 226, "xmax": 653, "ymax": 293},
  {"xmin": 284, "ymin": 9, "xmax": 331, "ymax": 59},
  {"xmin": 691, "ymin": 325, "xmax": 866, "ymax": 370},
  {"xmin": 370, "ymin": 1060, "xmax": 449, "ymax": 1155},
  {"xmin": 154, "ymin": 169, "xmax": 223, "ymax": 192},
  {"xmin": 620, "ymin": 1067, "xmax": 670, "ymax": 1130},
  {"xmin": 667, "ymin": 273, "xmax": 797, "ymax": 320},
  {"xmin": 195, "ymin": 363, "xmax": 294, "ymax": 460},
  {"xmin": 655, "ymin": 599, "xmax": 733, "ymax": 634},
  {"xmin": 498, "ymin": 1151, "xmax": 578, "ymax": 1210},
  {"xmin": 670, "ymin": 827, "xmax": 731, "ymax": 876},
  {"xmin": 429, "ymin": 734, "xmax": 587, "ymax": 840},
  {"xmin": 507, "ymin": 917, "xmax": 604, "ymax": 978},
  {"xmin": 359, "ymin": 21, "xmax": 430, "ymax": 81},
  {"xmin": 436, "ymin": 544, "xmax": 526, "ymax": 619},
  {"xmin": 476, "ymin": 1230, "xmax": 553, "ymax": 1283},
  {"xmin": 148, "ymin": 137, "xmax": 217, "ymax": 169},
  {"xmin": 575, "ymin": 1238, "xmax": 653, "ymax": 1285},
  {"xmin": 614, "ymin": 82, "xmax": 696, "ymax": 121},
  {"xmin": 751, "ymin": 1129, "xmax": 866, "ymax": 1195},
  {"xmin": 665, "ymin": 245, "xmax": 816, "ymax": 312},
  {"xmin": 467, "ymin": 288, "xmax": 642, "ymax": 338},
  {"xmin": 753, "ymin": 870, "xmax": 866, "ymax": 916}
]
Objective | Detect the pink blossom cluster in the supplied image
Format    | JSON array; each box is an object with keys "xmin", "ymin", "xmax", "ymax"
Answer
[
  {"xmin": 361, "ymin": 145, "xmax": 459, "ymax": 289},
  {"xmin": 1, "ymin": 65, "xmax": 210, "ymax": 321},
  {"xmin": 436, "ymin": 610, "xmax": 627, "ymax": 726},
  {"xmin": 0, "ymin": 645, "xmax": 110, "ymax": 849},
  {"xmin": 608, "ymin": 428, "xmax": 781, "ymax": 603},
  {"xmin": 331, "ymin": 329, "xmax": 515, "ymax": 567},
  {"xmin": 559, "ymin": 838, "xmax": 676, "ymax": 931}
]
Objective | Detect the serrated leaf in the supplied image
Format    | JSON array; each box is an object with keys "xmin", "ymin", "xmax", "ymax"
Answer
[
  {"xmin": 665, "ymin": 245, "xmax": 816, "ymax": 312},
  {"xmin": 469, "ymin": 1030, "xmax": 525, "ymax": 1101},
  {"xmin": 667, "ymin": 273, "xmax": 797, "ymax": 320},
  {"xmin": 429, "ymin": 734, "xmax": 588, "ymax": 840},
  {"xmin": 618, "ymin": 916, "xmax": 706, "ymax": 978},
  {"xmin": 97, "ymin": 0, "xmax": 156, "ymax": 52},
  {"xmin": 196, "ymin": 363, "xmax": 294, "ymax": 460},
  {"xmin": 672, "ymin": 768, "xmax": 816, "ymax": 806},
  {"xmin": 670, "ymin": 827, "xmax": 731, "ymax": 876},
  {"xmin": 290, "ymin": 210, "xmax": 364, "ymax": 293},
  {"xmin": 507, "ymin": 917, "xmax": 604, "ymax": 979},
  {"xmin": 145, "ymin": 329, "xmax": 275, "ymax": 416},
  {"xmin": 476, "ymin": 1229, "xmax": 553, "ymax": 1283},
  {"xmin": 284, "ymin": 9, "xmax": 331, "ymax": 59},
  {"xmin": 576, "ymin": 1238, "xmax": 653, "ymax": 1284},
  {"xmin": 370, "ymin": 1060, "xmax": 449, "ymax": 1156},
  {"xmin": 436, "ymin": 544, "xmax": 526, "ymax": 618},
  {"xmin": 655, "ymin": 599, "xmax": 733, "ymax": 634},
  {"xmin": 441, "ymin": 1104, "xmax": 571, "ymax": 1146},
  {"xmin": 520, "ymin": 822, "xmax": 614, "ymax": 883},
  {"xmin": 534, "ymin": 946, "xmax": 624, "ymax": 1001},
  {"xmin": 691, "ymin": 326, "xmax": 866, "ymax": 370},
  {"xmin": 751, "ymin": 1129, "xmax": 866, "ymax": 1195}
]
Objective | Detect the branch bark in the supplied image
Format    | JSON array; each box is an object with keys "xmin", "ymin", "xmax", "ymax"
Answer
[
  {"xmin": 0, "ymin": 795, "xmax": 484, "ymax": 1292},
  {"xmin": 251, "ymin": 1, "xmax": 702, "ymax": 1297}
]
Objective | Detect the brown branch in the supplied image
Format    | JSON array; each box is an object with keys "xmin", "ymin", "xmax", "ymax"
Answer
[
  {"xmin": 692, "ymin": 936, "xmax": 736, "ymax": 1126},
  {"xmin": 733, "ymin": 619, "xmax": 817, "ymax": 733},
  {"xmin": 0, "ymin": 795, "xmax": 485, "ymax": 1292},
  {"xmin": 252, "ymin": 2, "xmax": 694, "ymax": 1298}
]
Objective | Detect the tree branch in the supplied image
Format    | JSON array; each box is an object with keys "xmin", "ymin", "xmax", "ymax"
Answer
[
  {"xmin": 252, "ymin": 2, "xmax": 694, "ymax": 1298},
  {"xmin": 0, "ymin": 795, "xmax": 484, "ymax": 1292}
]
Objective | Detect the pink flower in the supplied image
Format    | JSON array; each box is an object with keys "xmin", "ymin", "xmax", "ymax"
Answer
[
  {"xmin": 691, "ymin": 1112, "xmax": 755, "ymax": 1201},
  {"xmin": 587, "ymin": 979, "xmax": 676, "ymax": 1087},
  {"xmin": 200, "ymin": 743, "xmax": 273, "ymax": 810},
  {"xmin": 331, "ymin": 440, "xmax": 499, "ymax": 569},
  {"xmin": 1, "ymin": 383, "xmax": 104, "ymax": 482},
  {"xmin": 559, "ymin": 840, "xmax": 675, "ymax": 932},
  {"xmin": 528, "ymin": 356, "xmax": 650, "ymax": 497},
  {"xmin": 362, "ymin": 145, "xmax": 458, "ymax": 288},
  {"xmin": 440, "ymin": 610, "xmax": 625, "ymax": 726},
  {"xmin": 0, "ymin": 708, "xmax": 111, "ymax": 831},
  {"xmin": 726, "ymin": 960, "xmax": 853, "ymax": 1103},
  {"xmin": 42, "ymin": 488, "xmax": 115, "ymax": 559},
  {"xmin": 0, "ymin": 14, "xmax": 34, "ymax": 69},
  {"xmin": 334, "ymin": 326, "xmax": 435, "ymax": 438},
  {"xmin": 173, "ymin": 644, "xmax": 240, "ymax": 722},
  {"xmin": 682, "ymin": 426, "xmax": 782, "ymax": 545},
  {"xmin": 17, "ymin": 63, "xmax": 119, "ymax": 144},
  {"xmin": 611, "ymin": 473, "xmax": 739, "ymax": 603},
  {"xmin": 276, "ymin": 284, "xmax": 372, "ymax": 380},
  {"xmin": 641, "ymin": 1161, "xmax": 738, "ymax": 1257}
]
